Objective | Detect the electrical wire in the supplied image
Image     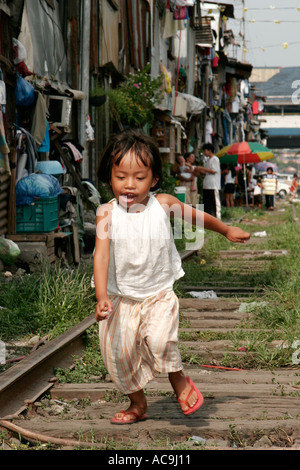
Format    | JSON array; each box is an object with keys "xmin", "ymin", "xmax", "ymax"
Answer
[
  {"xmin": 248, "ymin": 20, "xmax": 300, "ymax": 23},
  {"xmin": 249, "ymin": 42, "xmax": 300, "ymax": 51},
  {"xmin": 245, "ymin": 7, "xmax": 300, "ymax": 10}
]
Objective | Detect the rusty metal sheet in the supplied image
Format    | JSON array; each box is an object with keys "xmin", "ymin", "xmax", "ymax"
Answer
[{"xmin": 101, "ymin": 0, "xmax": 119, "ymax": 69}]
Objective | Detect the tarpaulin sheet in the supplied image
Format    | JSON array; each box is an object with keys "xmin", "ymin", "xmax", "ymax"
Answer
[{"xmin": 19, "ymin": 0, "xmax": 68, "ymax": 84}]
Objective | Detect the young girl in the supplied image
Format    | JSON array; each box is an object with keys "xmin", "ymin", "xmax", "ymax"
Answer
[
  {"xmin": 222, "ymin": 164, "xmax": 236, "ymax": 208},
  {"xmin": 289, "ymin": 174, "xmax": 299, "ymax": 204},
  {"xmin": 253, "ymin": 176, "xmax": 263, "ymax": 209},
  {"xmin": 94, "ymin": 129, "xmax": 250, "ymax": 425}
]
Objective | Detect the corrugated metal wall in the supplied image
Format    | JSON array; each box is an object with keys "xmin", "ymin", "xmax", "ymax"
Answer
[
  {"xmin": 119, "ymin": 0, "xmax": 151, "ymax": 75},
  {"xmin": 100, "ymin": 0, "xmax": 119, "ymax": 70}
]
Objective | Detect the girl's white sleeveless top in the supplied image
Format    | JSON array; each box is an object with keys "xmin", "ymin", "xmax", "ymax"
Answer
[{"xmin": 107, "ymin": 194, "xmax": 184, "ymax": 301}]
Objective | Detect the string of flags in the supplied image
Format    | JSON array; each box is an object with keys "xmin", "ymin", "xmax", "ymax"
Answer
[
  {"xmin": 243, "ymin": 6, "xmax": 300, "ymax": 11},
  {"xmin": 242, "ymin": 42, "xmax": 300, "ymax": 55},
  {"xmin": 231, "ymin": 4, "xmax": 300, "ymax": 55},
  {"xmin": 248, "ymin": 19, "xmax": 300, "ymax": 23}
]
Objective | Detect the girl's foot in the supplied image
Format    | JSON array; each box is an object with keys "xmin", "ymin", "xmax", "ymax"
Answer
[
  {"xmin": 111, "ymin": 390, "xmax": 147, "ymax": 424},
  {"xmin": 176, "ymin": 377, "xmax": 203, "ymax": 414},
  {"xmin": 111, "ymin": 405, "xmax": 148, "ymax": 424},
  {"xmin": 169, "ymin": 372, "xmax": 203, "ymax": 414}
]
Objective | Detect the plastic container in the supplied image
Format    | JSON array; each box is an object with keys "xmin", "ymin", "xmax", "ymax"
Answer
[
  {"xmin": 174, "ymin": 186, "xmax": 187, "ymax": 203},
  {"xmin": 35, "ymin": 161, "xmax": 64, "ymax": 175},
  {"xmin": 16, "ymin": 196, "xmax": 59, "ymax": 233}
]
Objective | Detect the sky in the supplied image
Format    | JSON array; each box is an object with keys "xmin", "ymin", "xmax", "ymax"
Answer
[{"xmin": 225, "ymin": 0, "xmax": 300, "ymax": 68}]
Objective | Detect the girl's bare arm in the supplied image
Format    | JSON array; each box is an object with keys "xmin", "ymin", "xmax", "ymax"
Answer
[
  {"xmin": 93, "ymin": 203, "xmax": 113, "ymax": 321},
  {"xmin": 156, "ymin": 193, "xmax": 250, "ymax": 243}
]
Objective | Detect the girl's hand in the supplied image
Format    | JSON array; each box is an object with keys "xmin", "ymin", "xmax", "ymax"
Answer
[
  {"xmin": 95, "ymin": 297, "xmax": 113, "ymax": 322},
  {"xmin": 225, "ymin": 226, "xmax": 251, "ymax": 244}
]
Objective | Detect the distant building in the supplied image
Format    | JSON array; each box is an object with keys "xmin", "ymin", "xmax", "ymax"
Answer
[{"xmin": 251, "ymin": 67, "xmax": 300, "ymax": 149}]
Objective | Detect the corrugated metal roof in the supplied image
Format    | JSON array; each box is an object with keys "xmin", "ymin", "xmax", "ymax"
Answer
[
  {"xmin": 252, "ymin": 67, "xmax": 300, "ymax": 99},
  {"xmin": 265, "ymin": 128, "xmax": 300, "ymax": 136}
]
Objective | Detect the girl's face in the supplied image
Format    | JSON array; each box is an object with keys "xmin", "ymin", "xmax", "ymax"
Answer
[
  {"xmin": 110, "ymin": 151, "xmax": 158, "ymax": 210},
  {"xmin": 187, "ymin": 154, "xmax": 195, "ymax": 164}
]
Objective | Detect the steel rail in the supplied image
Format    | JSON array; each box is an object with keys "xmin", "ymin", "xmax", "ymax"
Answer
[{"xmin": 0, "ymin": 314, "xmax": 95, "ymax": 419}]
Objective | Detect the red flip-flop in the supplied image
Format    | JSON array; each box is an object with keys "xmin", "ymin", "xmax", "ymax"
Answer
[
  {"xmin": 111, "ymin": 410, "xmax": 148, "ymax": 425},
  {"xmin": 177, "ymin": 376, "xmax": 204, "ymax": 416}
]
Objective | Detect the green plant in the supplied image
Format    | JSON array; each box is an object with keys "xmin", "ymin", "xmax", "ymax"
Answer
[
  {"xmin": 91, "ymin": 64, "xmax": 163, "ymax": 128},
  {"xmin": 157, "ymin": 163, "xmax": 177, "ymax": 195},
  {"xmin": 0, "ymin": 262, "xmax": 95, "ymax": 342},
  {"xmin": 55, "ymin": 325, "xmax": 108, "ymax": 383}
]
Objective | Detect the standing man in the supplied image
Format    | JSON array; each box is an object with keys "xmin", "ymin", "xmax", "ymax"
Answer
[{"xmin": 195, "ymin": 143, "xmax": 221, "ymax": 219}]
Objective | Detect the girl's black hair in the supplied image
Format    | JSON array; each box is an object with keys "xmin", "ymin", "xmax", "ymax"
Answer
[
  {"xmin": 97, "ymin": 129, "xmax": 163, "ymax": 191},
  {"xmin": 229, "ymin": 164, "xmax": 236, "ymax": 178}
]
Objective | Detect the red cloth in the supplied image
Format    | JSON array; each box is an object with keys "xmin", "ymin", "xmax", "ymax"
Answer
[
  {"xmin": 252, "ymin": 101, "xmax": 259, "ymax": 114},
  {"xmin": 212, "ymin": 57, "xmax": 219, "ymax": 68}
]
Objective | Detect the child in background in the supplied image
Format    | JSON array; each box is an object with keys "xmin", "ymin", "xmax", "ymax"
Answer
[
  {"xmin": 253, "ymin": 176, "xmax": 263, "ymax": 209},
  {"xmin": 93, "ymin": 129, "xmax": 250, "ymax": 425},
  {"xmin": 176, "ymin": 155, "xmax": 197, "ymax": 191},
  {"xmin": 222, "ymin": 164, "xmax": 236, "ymax": 207},
  {"xmin": 186, "ymin": 152, "xmax": 200, "ymax": 206},
  {"xmin": 263, "ymin": 167, "xmax": 277, "ymax": 210},
  {"xmin": 289, "ymin": 174, "xmax": 299, "ymax": 204}
]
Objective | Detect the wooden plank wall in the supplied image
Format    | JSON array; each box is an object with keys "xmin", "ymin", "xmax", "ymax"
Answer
[{"xmin": 120, "ymin": 0, "xmax": 151, "ymax": 75}]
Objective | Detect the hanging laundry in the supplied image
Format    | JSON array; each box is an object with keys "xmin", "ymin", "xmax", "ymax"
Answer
[
  {"xmin": 231, "ymin": 95, "xmax": 240, "ymax": 114},
  {"xmin": 86, "ymin": 116, "xmax": 95, "ymax": 142},
  {"xmin": 257, "ymin": 98, "xmax": 265, "ymax": 114},
  {"xmin": 156, "ymin": 0, "xmax": 167, "ymax": 17},
  {"xmin": 173, "ymin": 6, "xmax": 188, "ymax": 20},
  {"xmin": 160, "ymin": 64, "xmax": 172, "ymax": 94},
  {"xmin": 205, "ymin": 119, "xmax": 213, "ymax": 143},
  {"xmin": 12, "ymin": 38, "xmax": 33, "ymax": 77},
  {"xmin": 173, "ymin": 0, "xmax": 195, "ymax": 5},
  {"xmin": 240, "ymin": 79, "xmax": 250, "ymax": 98},
  {"xmin": 0, "ymin": 67, "xmax": 6, "ymax": 114},
  {"xmin": 212, "ymin": 57, "xmax": 219, "ymax": 68},
  {"xmin": 178, "ymin": 67, "xmax": 187, "ymax": 91},
  {"xmin": 38, "ymin": 120, "xmax": 50, "ymax": 153},
  {"xmin": 224, "ymin": 81, "xmax": 232, "ymax": 97},
  {"xmin": 163, "ymin": 8, "xmax": 185, "ymax": 38},
  {"xmin": 31, "ymin": 92, "xmax": 48, "ymax": 148},
  {"xmin": 62, "ymin": 142, "xmax": 83, "ymax": 166}
]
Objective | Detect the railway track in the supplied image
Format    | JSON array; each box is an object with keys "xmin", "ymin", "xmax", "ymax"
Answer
[
  {"xmin": 0, "ymin": 200, "xmax": 299, "ymax": 450},
  {"xmin": 0, "ymin": 314, "xmax": 95, "ymax": 419}
]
